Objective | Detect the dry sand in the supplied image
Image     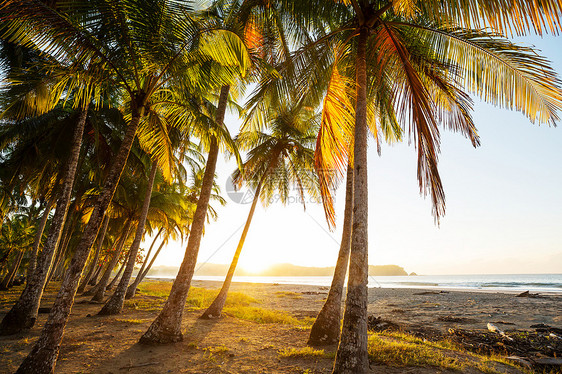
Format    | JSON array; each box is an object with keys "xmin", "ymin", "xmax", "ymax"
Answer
[{"xmin": 0, "ymin": 279, "xmax": 560, "ymax": 373}]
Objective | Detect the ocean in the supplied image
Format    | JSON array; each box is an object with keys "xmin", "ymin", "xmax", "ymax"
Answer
[{"xmin": 171, "ymin": 273, "xmax": 562, "ymax": 293}]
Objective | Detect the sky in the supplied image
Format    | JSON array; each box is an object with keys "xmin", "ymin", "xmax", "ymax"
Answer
[{"xmin": 151, "ymin": 35, "xmax": 562, "ymax": 276}]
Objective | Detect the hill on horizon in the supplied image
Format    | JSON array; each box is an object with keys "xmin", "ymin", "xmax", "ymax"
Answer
[{"xmin": 147, "ymin": 263, "xmax": 410, "ymax": 278}]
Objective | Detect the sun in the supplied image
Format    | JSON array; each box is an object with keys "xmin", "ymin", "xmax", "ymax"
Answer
[{"xmin": 238, "ymin": 258, "xmax": 271, "ymax": 275}]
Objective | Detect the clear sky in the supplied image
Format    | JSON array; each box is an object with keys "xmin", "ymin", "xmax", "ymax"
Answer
[{"xmin": 151, "ymin": 35, "xmax": 562, "ymax": 276}]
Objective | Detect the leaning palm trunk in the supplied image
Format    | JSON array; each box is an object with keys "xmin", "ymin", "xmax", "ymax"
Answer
[
  {"xmin": 127, "ymin": 237, "xmax": 166, "ymax": 299},
  {"xmin": 77, "ymin": 215, "xmax": 109, "ymax": 294},
  {"xmin": 308, "ymin": 164, "xmax": 353, "ymax": 346},
  {"xmin": 27, "ymin": 198, "xmax": 56, "ymax": 282},
  {"xmin": 0, "ymin": 107, "xmax": 88, "ymax": 336},
  {"xmin": 140, "ymin": 85, "xmax": 229, "ymax": 344},
  {"xmin": 125, "ymin": 227, "xmax": 162, "ymax": 299},
  {"xmin": 0, "ymin": 250, "xmax": 24, "ymax": 290},
  {"xmin": 333, "ymin": 28, "xmax": 370, "ymax": 374},
  {"xmin": 200, "ymin": 154, "xmax": 276, "ymax": 319},
  {"xmin": 16, "ymin": 112, "xmax": 142, "ymax": 374},
  {"xmin": 89, "ymin": 262, "xmax": 104, "ymax": 286},
  {"xmin": 100, "ymin": 162, "xmax": 158, "ymax": 315},
  {"xmin": 106, "ymin": 260, "xmax": 126, "ymax": 290},
  {"xmin": 90, "ymin": 220, "xmax": 132, "ymax": 302}
]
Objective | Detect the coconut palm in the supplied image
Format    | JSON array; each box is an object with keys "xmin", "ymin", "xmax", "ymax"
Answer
[
  {"xmin": 98, "ymin": 160, "xmax": 158, "ymax": 314},
  {"xmin": 201, "ymin": 99, "xmax": 321, "ymax": 319},
  {"xmin": 284, "ymin": 1, "xmax": 562, "ymax": 372},
  {"xmin": 1, "ymin": 0, "xmax": 249, "ymax": 371},
  {"xmin": 139, "ymin": 0, "xmax": 294, "ymax": 343}
]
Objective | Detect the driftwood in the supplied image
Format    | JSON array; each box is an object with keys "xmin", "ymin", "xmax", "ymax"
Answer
[
  {"xmin": 516, "ymin": 290, "xmax": 542, "ymax": 298},
  {"xmin": 119, "ymin": 362, "xmax": 160, "ymax": 370}
]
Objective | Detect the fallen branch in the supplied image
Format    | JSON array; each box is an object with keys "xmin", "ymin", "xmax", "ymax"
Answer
[{"xmin": 119, "ymin": 362, "xmax": 160, "ymax": 370}]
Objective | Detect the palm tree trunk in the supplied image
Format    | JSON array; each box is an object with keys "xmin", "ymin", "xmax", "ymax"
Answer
[
  {"xmin": 127, "ymin": 236, "xmax": 165, "ymax": 299},
  {"xmin": 46, "ymin": 208, "xmax": 75, "ymax": 285},
  {"xmin": 90, "ymin": 220, "xmax": 132, "ymax": 302},
  {"xmin": 77, "ymin": 215, "xmax": 109, "ymax": 294},
  {"xmin": 140, "ymin": 85, "xmax": 229, "ymax": 344},
  {"xmin": 106, "ymin": 260, "xmax": 125, "ymax": 290},
  {"xmin": 0, "ymin": 107, "xmax": 88, "ymax": 336},
  {"xmin": 27, "ymin": 198, "xmax": 56, "ymax": 282},
  {"xmin": 200, "ymin": 153, "xmax": 275, "ymax": 319},
  {"xmin": 333, "ymin": 27, "xmax": 370, "ymax": 374},
  {"xmin": 126, "ymin": 227, "xmax": 162, "ymax": 299},
  {"xmin": 308, "ymin": 164, "xmax": 353, "ymax": 346},
  {"xmin": 0, "ymin": 251, "xmax": 24, "ymax": 290},
  {"xmin": 16, "ymin": 111, "xmax": 142, "ymax": 374},
  {"xmin": 100, "ymin": 162, "xmax": 158, "ymax": 315}
]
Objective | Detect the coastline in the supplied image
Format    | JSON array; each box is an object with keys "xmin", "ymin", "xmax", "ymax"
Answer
[
  {"xmin": 1, "ymin": 278, "xmax": 560, "ymax": 373},
  {"xmin": 182, "ymin": 278, "xmax": 562, "ymax": 334},
  {"xmin": 147, "ymin": 275, "xmax": 562, "ymax": 296}
]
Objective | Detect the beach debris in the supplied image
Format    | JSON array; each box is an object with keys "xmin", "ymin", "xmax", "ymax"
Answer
[
  {"xmin": 437, "ymin": 315, "xmax": 470, "ymax": 323},
  {"xmin": 530, "ymin": 323, "xmax": 562, "ymax": 335},
  {"xmin": 446, "ymin": 327, "xmax": 562, "ymax": 370},
  {"xmin": 505, "ymin": 356, "xmax": 532, "ymax": 368},
  {"xmin": 493, "ymin": 321, "xmax": 515, "ymax": 325},
  {"xmin": 516, "ymin": 290, "xmax": 542, "ymax": 298},
  {"xmin": 119, "ymin": 362, "xmax": 160, "ymax": 370},
  {"xmin": 367, "ymin": 316, "xmax": 400, "ymax": 332},
  {"xmin": 487, "ymin": 323, "xmax": 514, "ymax": 341},
  {"xmin": 413, "ymin": 291, "xmax": 448, "ymax": 295},
  {"xmin": 534, "ymin": 357, "xmax": 562, "ymax": 366}
]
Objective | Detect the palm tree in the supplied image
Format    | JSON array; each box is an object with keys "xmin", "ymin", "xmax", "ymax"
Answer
[
  {"xmin": 201, "ymin": 99, "xmax": 321, "ymax": 319},
  {"xmin": 1, "ymin": 1, "xmax": 248, "ymax": 371},
  {"xmin": 284, "ymin": 1, "xmax": 562, "ymax": 372},
  {"xmin": 126, "ymin": 161, "xmax": 225, "ymax": 299},
  {"xmin": 140, "ymin": 84, "xmax": 234, "ymax": 343},
  {"xmin": 98, "ymin": 160, "xmax": 158, "ymax": 314},
  {"xmin": 308, "ymin": 164, "xmax": 353, "ymax": 345},
  {"xmin": 77, "ymin": 214, "xmax": 110, "ymax": 294}
]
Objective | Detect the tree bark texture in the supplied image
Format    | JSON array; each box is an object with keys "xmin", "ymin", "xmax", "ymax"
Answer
[
  {"xmin": 90, "ymin": 220, "xmax": 132, "ymax": 302},
  {"xmin": 16, "ymin": 112, "xmax": 141, "ymax": 374},
  {"xmin": 140, "ymin": 85, "xmax": 228, "ymax": 344},
  {"xmin": 0, "ymin": 107, "xmax": 88, "ymax": 336},
  {"xmin": 200, "ymin": 150, "xmax": 277, "ymax": 319},
  {"xmin": 100, "ymin": 161, "xmax": 158, "ymax": 315},
  {"xmin": 27, "ymin": 198, "xmax": 55, "ymax": 282},
  {"xmin": 77, "ymin": 215, "xmax": 109, "ymax": 294},
  {"xmin": 333, "ymin": 27, "xmax": 370, "ymax": 374},
  {"xmin": 126, "ymin": 227, "xmax": 162, "ymax": 299},
  {"xmin": 126, "ymin": 237, "xmax": 165, "ymax": 299},
  {"xmin": 308, "ymin": 164, "xmax": 353, "ymax": 346}
]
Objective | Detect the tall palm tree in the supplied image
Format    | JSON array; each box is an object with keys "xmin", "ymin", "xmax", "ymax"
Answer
[
  {"xmin": 201, "ymin": 99, "xmax": 321, "ymax": 319},
  {"xmin": 1, "ymin": 1, "xmax": 248, "ymax": 372},
  {"xmin": 139, "ymin": 0, "xmax": 292, "ymax": 343},
  {"xmin": 285, "ymin": 1, "xmax": 562, "ymax": 372}
]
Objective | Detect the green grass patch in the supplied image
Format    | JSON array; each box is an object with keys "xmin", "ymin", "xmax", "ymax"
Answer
[
  {"xmin": 131, "ymin": 281, "xmax": 313, "ymax": 327},
  {"xmin": 368, "ymin": 331, "xmax": 532, "ymax": 373},
  {"xmin": 278, "ymin": 347, "xmax": 327, "ymax": 358},
  {"xmin": 224, "ymin": 306, "xmax": 313, "ymax": 326},
  {"xmin": 368, "ymin": 334, "xmax": 465, "ymax": 370},
  {"xmin": 203, "ymin": 345, "xmax": 229, "ymax": 354},
  {"xmin": 133, "ymin": 281, "xmax": 256, "ymax": 310},
  {"xmin": 114, "ymin": 318, "xmax": 146, "ymax": 324},
  {"xmin": 275, "ymin": 291, "xmax": 303, "ymax": 299}
]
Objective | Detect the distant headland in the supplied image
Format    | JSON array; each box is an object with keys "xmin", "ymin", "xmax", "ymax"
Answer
[{"xmin": 147, "ymin": 263, "xmax": 410, "ymax": 277}]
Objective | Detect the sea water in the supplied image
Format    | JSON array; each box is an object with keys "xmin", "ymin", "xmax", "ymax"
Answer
[{"xmin": 183, "ymin": 273, "xmax": 562, "ymax": 293}]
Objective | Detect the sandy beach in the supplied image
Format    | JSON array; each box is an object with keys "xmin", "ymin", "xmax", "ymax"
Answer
[{"xmin": 1, "ymin": 279, "xmax": 560, "ymax": 373}]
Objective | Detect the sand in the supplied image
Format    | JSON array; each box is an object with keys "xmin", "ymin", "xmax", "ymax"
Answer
[{"xmin": 0, "ymin": 279, "xmax": 560, "ymax": 373}]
